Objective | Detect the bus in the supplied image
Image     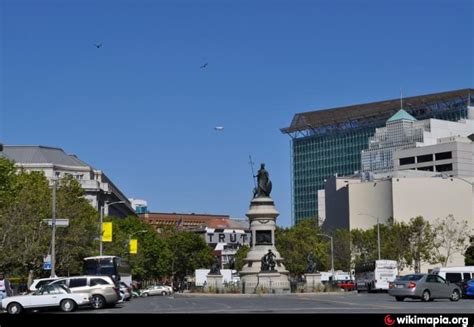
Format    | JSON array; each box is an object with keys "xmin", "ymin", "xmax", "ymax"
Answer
[
  {"xmin": 83, "ymin": 255, "xmax": 132, "ymax": 286},
  {"xmin": 355, "ymin": 259, "xmax": 398, "ymax": 292}
]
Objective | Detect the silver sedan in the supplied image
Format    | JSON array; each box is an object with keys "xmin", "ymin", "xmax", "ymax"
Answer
[{"xmin": 388, "ymin": 274, "xmax": 461, "ymax": 302}]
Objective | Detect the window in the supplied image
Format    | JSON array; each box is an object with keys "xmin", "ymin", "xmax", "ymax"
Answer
[
  {"xmin": 399, "ymin": 157, "xmax": 415, "ymax": 165},
  {"xmin": 418, "ymin": 166, "xmax": 434, "ymax": 171},
  {"xmin": 435, "ymin": 164, "xmax": 453, "ymax": 172},
  {"xmin": 463, "ymin": 273, "xmax": 471, "ymax": 280},
  {"xmin": 445, "ymin": 273, "xmax": 461, "ymax": 283},
  {"xmin": 90, "ymin": 278, "xmax": 110, "ymax": 286},
  {"xmin": 69, "ymin": 278, "xmax": 87, "ymax": 288},
  {"xmin": 435, "ymin": 151, "xmax": 452, "ymax": 161},
  {"xmin": 417, "ymin": 154, "xmax": 433, "ymax": 163}
]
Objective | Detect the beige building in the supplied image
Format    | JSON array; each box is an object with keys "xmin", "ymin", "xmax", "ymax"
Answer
[{"xmin": 322, "ymin": 171, "xmax": 473, "ymax": 271}]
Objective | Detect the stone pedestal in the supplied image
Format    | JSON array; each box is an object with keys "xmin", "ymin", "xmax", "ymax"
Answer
[
  {"xmin": 240, "ymin": 197, "xmax": 290, "ymax": 294},
  {"xmin": 205, "ymin": 274, "xmax": 223, "ymax": 292},
  {"xmin": 305, "ymin": 273, "xmax": 322, "ymax": 292}
]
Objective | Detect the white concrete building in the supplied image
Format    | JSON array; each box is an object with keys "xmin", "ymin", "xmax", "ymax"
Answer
[{"xmin": 1, "ymin": 145, "xmax": 135, "ymax": 218}]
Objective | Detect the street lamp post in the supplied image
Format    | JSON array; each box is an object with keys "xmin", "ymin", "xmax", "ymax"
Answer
[
  {"xmin": 358, "ymin": 213, "xmax": 381, "ymax": 261},
  {"xmin": 99, "ymin": 200, "xmax": 126, "ymax": 256},
  {"xmin": 50, "ymin": 178, "xmax": 57, "ymax": 278},
  {"xmin": 317, "ymin": 233, "xmax": 334, "ymax": 276}
]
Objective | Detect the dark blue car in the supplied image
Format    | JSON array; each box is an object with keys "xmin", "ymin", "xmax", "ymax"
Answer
[{"xmin": 462, "ymin": 279, "xmax": 474, "ymax": 298}]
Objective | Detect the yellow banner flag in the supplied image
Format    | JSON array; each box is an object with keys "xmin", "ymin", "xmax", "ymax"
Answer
[
  {"xmin": 102, "ymin": 222, "xmax": 113, "ymax": 242},
  {"xmin": 130, "ymin": 239, "xmax": 138, "ymax": 254}
]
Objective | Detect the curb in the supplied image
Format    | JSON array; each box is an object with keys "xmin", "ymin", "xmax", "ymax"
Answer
[{"xmin": 172, "ymin": 291, "xmax": 356, "ymax": 297}]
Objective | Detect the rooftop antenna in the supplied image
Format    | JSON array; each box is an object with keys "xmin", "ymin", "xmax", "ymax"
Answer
[{"xmin": 400, "ymin": 87, "xmax": 403, "ymax": 109}]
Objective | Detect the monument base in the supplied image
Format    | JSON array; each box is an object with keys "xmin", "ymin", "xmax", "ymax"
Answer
[
  {"xmin": 241, "ymin": 272, "xmax": 290, "ymax": 294},
  {"xmin": 205, "ymin": 274, "xmax": 223, "ymax": 293},
  {"xmin": 304, "ymin": 273, "xmax": 323, "ymax": 292}
]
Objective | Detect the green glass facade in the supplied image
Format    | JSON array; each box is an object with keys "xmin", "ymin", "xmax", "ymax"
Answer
[{"xmin": 285, "ymin": 91, "xmax": 472, "ymax": 225}]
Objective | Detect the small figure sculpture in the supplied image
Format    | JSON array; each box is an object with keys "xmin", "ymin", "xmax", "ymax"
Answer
[
  {"xmin": 260, "ymin": 249, "xmax": 277, "ymax": 272},
  {"xmin": 253, "ymin": 163, "xmax": 273, "ymax": 198},
  {"xmin": 209, "ymin": 257, "xmax": 221, "ymax": 275},
  {"xmin": 306, "ymin": 253, "xmax": 317, "ymax": 273}
]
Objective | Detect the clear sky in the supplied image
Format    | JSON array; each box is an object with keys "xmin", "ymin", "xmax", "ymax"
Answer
[{"xmin": 1, "ymin": 0, "xmax": 472, "ymax": 227}]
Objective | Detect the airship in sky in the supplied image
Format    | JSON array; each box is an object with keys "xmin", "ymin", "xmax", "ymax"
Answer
[{"xmin": 214, "ymin": 126, "xmax": 224, "ymax": 131}]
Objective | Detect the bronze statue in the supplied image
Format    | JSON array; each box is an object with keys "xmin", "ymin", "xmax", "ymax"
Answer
[
  {"xmin": 209, "ymin": 257, "xmax": 221, "ymax": 275},
  {"xmin": 306, "ymin": 253, "xmax": 317, "ymax": 273},
  {"xmin": 253, "ymin": 163, "xmax": 272, "ymax": 198},
  {"xmin": 260, "ymin": 249, "xmax": 277, "ymax": 272}
]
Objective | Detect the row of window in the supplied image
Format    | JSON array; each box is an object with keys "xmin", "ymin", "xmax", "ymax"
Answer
[{"xmin": 399, "ymin": 151, "xmax": 452, "ymax": 166}]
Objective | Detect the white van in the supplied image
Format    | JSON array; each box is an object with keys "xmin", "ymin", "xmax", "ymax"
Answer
[{"xmin": 431, "ymin": 266, "xmax": 474, "ymax": 285}]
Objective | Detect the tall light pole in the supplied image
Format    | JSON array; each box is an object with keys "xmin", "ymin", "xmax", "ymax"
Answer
[
  {"xmin": 50, "ymin": 178, "xmax": 58, "ymax": 278},
  {"xmin": 100, "ymin": 200, "xmax": 126, "ymax": 256},
  {"xmin": 358, "ymin": 213, "xmax": 381, "ymax": 260},
  {"xmin": 317, "ymin": 233, "xmax": 334, "ymax": 276}
]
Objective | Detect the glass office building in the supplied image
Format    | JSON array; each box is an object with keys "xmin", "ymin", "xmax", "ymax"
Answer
[{"xmin": 281, "ymin": 89, "xmax": 473, "ymax": 225}]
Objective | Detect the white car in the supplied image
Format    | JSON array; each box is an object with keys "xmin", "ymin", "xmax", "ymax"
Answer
[
  {"xmin": 1, "ymin": 284, "xmax": 90, "ymax": 314},
  {"xmin": 141, "ymin": 285, "xmax": 172, "ymax": 297},
  {"xmin": 28, "ymin": 277, "xmax": 59, "ymax": 293}
]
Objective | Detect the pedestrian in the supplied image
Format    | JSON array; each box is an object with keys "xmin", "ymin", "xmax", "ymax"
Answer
[{"xmin": 0, "ymin": 273, "xmax": 13, "ymax": 300}]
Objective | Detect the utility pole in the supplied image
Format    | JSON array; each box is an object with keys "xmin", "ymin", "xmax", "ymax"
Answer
[
  {"xmin": 377, "ymin": 217, "xmax": 381, "ymax": 261},
  {"xmin": 50, "ymin": 178, "xmax": 57, "ymax": 278},
  {"xmin": 99, "ymin": 204, "xmax": 104, "ymax": 256}
]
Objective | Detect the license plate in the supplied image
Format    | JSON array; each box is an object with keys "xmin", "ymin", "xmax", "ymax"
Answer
[{"xmin": 396, "ymin": 285, "xmax": 404, "ymax": 288}]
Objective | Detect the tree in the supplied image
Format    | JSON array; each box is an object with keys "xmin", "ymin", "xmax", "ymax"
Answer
[
  {"xmin": 406, "ymin": 216, "xmax": 438, "ymax": 273},
  {"xmin": 381, "ymin": 221, "xmax": 411, "ymax": 271},
  {"xmin": 54, "ymin": 175, "xmax": 99, "ymax": 276},
  {"xmin": 465, "ymin": 246, "xmax": 474, "ymax": 266},
  {"xmin": 332, "ymin": 229, "xmax": 351, "ymax": 271},
  {"xmin": 433, "ymin": 215, "xmax": 472, "ymax": 267},
  {"xmin": 276, "ymin": 219, "xmax": 327, "ymax": 277},
  {"xmin": 234, "ymin": 245, "xmax": 250, "ymax": 271}
]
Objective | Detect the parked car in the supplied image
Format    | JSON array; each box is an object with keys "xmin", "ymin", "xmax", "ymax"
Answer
[
  {"xmin": 141, "ymin": 285, "xmax": 172, "ymax": 297},
  {"xmin": 388, "ymin": 274, "xmax": 461, "ymax": 302},
  {"xmin": 337, "ymin": 280, "xmax": 356, "ymax": 291},
  {"xmin": 1, "ymin": 284, "xmax": 90, "ymax": 314},
  {"xmin": 461, "ymin": 279, "xmax": 474, "ymax": 298},
  {"xmin": 119, "ymin": 282, "xmax": 132, "ymax": 302},
  {"xmin": 48, "ymin": 275, "xmax": 121, "ymax": 309},
  {"xmin": 28, "ymin": 277, "xmax": 59, "ymax": 293}
]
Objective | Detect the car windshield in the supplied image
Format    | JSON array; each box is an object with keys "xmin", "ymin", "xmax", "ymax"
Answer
[{"xmin": 399, "ymin": 274, "xmax": 424, "ymax": 281}]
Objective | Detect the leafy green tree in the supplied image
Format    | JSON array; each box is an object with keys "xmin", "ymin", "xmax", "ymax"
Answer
[
  {"xmin": 433, "ymin": 215, "xmax": 472, "ymax": 267},
  {"xmin": 465, "ymin": 246, "xmax": 474, "ymax": 266},
  {"xmin": 381, "ymin": 221, "xmax": 411, "ymax": 271},
  {"xmin": 0, "ymin": 169, "xmax": 51, "ymax": 278},
  {"xmin": 332, "ymin": 229, "xmax": 351, "ymax": 271},
  {"xmin": 276, "ymin": 219, "xmax": 327, "ymax": 277},
  {"xmin": 54, "ymin": 175, "xmax": 99, "ymax": 276},
  {"xmin": 234, "ymin": 245, "xmax": 250, "ymax": 271},
  {"xmin": 406, "ymin": 216, "xmax": 438, "ymax": 273}
]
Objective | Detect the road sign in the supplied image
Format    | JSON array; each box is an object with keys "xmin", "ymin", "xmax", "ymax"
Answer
[
  {"xmin": 43, "ymin": 262, "xmax": 52, "ymax": 270},
  {"xmin": 42, "ymin": 219, "xmax": 69, "ymax": 227}
]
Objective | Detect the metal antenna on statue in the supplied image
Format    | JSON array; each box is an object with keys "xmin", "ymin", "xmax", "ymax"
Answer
[{"xmin": 248, "ymin": 155, "xmax": 256, "ymax": 189}]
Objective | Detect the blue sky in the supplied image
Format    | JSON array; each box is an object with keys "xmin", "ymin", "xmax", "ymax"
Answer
[{"xmin": 1, "ymin": 0, "xmax": 472, "ymax": 227}]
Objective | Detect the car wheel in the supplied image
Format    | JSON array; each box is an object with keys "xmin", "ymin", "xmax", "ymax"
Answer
[
  {"xmin": 7, "ymin": 302, "xmax": 23, "ymax": 314},
  {"xmin": 142, "ymin": 292, "xmax": 149, "ymax": 297},
  {"xmin": 161, "ymin": 291, "xmax": 167, "ymax": 296},
  {"xmin": 450, "ymin": 290, "xmax": 460, "ymax": 302},
  {"xmin": 422, "ymin": 290, "xmax": 431, "ymax": 302},
  {"xmin": 395, "ymin": 296, "xmax": 404, "ymax": 302},
  {"xmin": 60, "ymin": 299, "xmax": 76, "ymax": 312},
  {"xmin": 91, "ymin": 294, "xmax": 106, "ymax": 309}
]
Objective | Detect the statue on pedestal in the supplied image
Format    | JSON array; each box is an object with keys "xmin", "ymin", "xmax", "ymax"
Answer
[
  {"xmin": 209, "ymin": 257, "xmax": 221, "ymax": 275},
  {"xmin": 260, "ymin": 249, "xmax": 277, "ymax": 272},
  {"xmin": 306, "ymin": 253, "xmax": 317, "ymax": 273},
  {"xmin": 253, "ymin": 163, "xmax": 272, "ymax": 198}
]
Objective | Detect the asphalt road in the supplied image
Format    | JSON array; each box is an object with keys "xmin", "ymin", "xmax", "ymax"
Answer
[{"xmin": 81, "ymin": 292, "xmax": 474, "ymax": 314}]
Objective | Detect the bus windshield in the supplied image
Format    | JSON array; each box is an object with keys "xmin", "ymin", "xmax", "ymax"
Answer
[{"xmin": 83, "ymin": 256, "xmax": 120, "ymax": 280}]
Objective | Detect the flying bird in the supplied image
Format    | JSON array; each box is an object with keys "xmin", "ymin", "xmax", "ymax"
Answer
[
  {"xmin": 200, "ymin": 63, "xmax": 208, "ymax": 69},
  {"xmin": 214, "ymin": 126, "xmax": 224, "ymax": 131},
  {"xmin": 94, "ymin": 43, "xmax": 103, "ymax": 48}
]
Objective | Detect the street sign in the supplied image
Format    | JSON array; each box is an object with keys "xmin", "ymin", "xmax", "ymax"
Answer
[
  {"xmin": 42, "ymin": 219, "xmax": 69, "ymax": 227},
  {"xmin": 43, "ymin": 262, "xmax": 52, "ymax": 270}
]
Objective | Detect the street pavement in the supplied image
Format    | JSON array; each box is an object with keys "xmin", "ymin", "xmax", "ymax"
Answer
[{"xmin": 78, "ymin": 292, "xmax": 474, "ymax": 314}]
